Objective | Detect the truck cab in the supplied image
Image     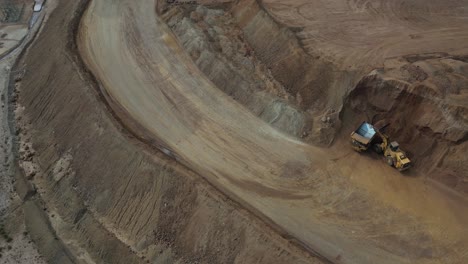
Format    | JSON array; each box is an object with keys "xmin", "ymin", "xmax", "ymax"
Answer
[
  {"xmin": 350, "ymin": 122, "xmax": 377, "ymax": 152},
  {"xmin": 351, "ymin": 122, "xmax": 412, "ymax": 171}
]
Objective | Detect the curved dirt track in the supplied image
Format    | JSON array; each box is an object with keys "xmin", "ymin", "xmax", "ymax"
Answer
[
  {"xmin": 264, "ymin": 0, "xmax": 468, "ymax": 69},
  {"xmin": 78, "ymin": 0, "xmax": 468, "ymax": 263}
]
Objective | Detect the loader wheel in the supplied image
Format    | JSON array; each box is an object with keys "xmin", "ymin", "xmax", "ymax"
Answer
[
  {"xmin": 386, "ymin": 156, "xmax": 394, "ymax": 167},
  {"xmin": 373, "ymin": 144, "xmax": 383, "ymax": 154}
]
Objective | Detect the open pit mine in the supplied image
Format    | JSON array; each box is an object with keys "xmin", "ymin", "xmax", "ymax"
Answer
[{"xmin": 0, "ymin": 0, "xmax": 468, "ymax": 263}]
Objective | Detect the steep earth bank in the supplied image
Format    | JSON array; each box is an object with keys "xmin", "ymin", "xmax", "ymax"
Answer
[
  {"xmin": 13, "ymin": 0, "xmax": 322, "ymax": 263},
  {"xmin": 344, "ymin": 54, "xmax": 468, "ymax": 194},
  {"xmin": 234, "ymin": 0, "xmax": 468, "ymax": 193},
  {"xmin": 78, "ymin": 0, "xmax": 468, "ymax": 262},
  {"xmin": 230, "ymin": 0, "xmax": 353, "ymax": 145},
  {"xmin": 159, "ymin": 0, "xmax": 341, "ymax": 144},
  {"xmin": 161, "ymin": 4, "xmax": 309, "ymax": 138},
  {"xmin": 161, "ymin": 0, "xmax": 468, "ymax": 194}
]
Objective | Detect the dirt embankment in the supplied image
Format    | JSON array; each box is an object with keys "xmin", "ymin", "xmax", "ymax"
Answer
[
  {"xmin": 230, "ymin": 0, "xmax": 356, "ymax": 145},
  {"xmin": 162, "ymin": 5, "xmax": 308, "ymax": 138},
  {"xmin": 12, "ymin": 0, "xmax": 322, "ymax": 263},
  {"xmin": 234, "ymin": 0, "xmax": 468, "ymax": 194},
  {"xmin": 231, "ymin": 0, "xmax": 353, "ymax": 107},
  {"xmin": 161, "ymin": 0, "xmax": 468, "ymax": 194},
  {"xmin": 79, "ymin": 0, "xmax": 468, "ymax": 262},
  {"xmin": 344, "ymin": 54, "xmax": 468, "ymax": 194},
  {"xmin": 159, "ymin": 0, "xmax": 342, "ymax": 144}
]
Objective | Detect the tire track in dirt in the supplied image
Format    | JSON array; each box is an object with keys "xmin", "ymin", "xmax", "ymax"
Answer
[
  {"xmin": 263, "ymin": 0, "xmax": 468, "ymax": 69},
  {"xmin": 78, "ymin": 0, "xmax": 468, "ymax": 263}
]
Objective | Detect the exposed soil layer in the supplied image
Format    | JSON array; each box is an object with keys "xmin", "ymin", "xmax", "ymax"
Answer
[
  {"xmin": 160, "ymin": 0, "xmax": 341, "ymax": 145},
  {"xmin": 161, "ymin": 5, "xmax": 309, "ymax": 138},
  {"xmin": 231, "ymin": 0, "xmax": 350, "ymax": 144},
  {"xmin": 189, "ymin": 0, "xmax": 468, "ymax": 192},
  {"xmin": 12, "ymin": 0, "xmax": 322, "ymax": 263},
  {"xmin": 246, "ymin": 0, "xmax": 468, "ymax": 114},
  {"xmin": 11, "ymin": 0, "xmax": 468, "ymax": 263},
  {"xmin": 161, "ymin": 0, "xmax": 468, "ymax": 193},
  {"xmin": 76, "ymin": 0, "xmax": 468, "ymax": 263},
  {"xmin": 344, "ymin": 55, "xmax": 468, "ymax": 194}
]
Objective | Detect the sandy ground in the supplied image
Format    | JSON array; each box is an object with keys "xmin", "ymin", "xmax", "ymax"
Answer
[{"xmin": 78, "ymin": 0, "xmax": 468, "ymax": 263}]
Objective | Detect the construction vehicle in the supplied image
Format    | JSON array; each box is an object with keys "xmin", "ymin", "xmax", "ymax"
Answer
[{"xmin": 351, "ymin": 122, "xmax": 411, "ymax": 171}]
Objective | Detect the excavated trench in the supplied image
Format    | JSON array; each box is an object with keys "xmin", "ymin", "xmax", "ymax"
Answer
[{"xmin": 10, "ymin": 0, "xmax": 468, "ymax": 263}]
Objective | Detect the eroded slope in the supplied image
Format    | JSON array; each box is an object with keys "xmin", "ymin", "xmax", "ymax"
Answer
[
  {"xmin": 13, "ymin": 0, "xmax": 321, "ymax": 263},
  {"xmin": 78, "ymin": 0, "xmax": 468, "ymax": 263}
]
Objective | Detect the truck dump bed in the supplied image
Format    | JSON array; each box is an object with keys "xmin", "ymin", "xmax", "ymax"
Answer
[{"xmin": 351, "ymin": 122, "xmax": 377, "ymax": 145}]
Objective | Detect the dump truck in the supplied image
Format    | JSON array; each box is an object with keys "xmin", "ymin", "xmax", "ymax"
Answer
[{"xmin": 351, "ymin": 122, "xmax": 411, "ymax": 171}]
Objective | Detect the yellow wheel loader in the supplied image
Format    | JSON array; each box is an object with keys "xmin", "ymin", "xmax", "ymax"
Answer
[{"xmin": 351, "ymin": 122, "xmax": 411, "ymax": 171}]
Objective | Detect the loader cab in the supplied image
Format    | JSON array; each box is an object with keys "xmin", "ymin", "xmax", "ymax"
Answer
[
  {"xmin": 351, "ymin": 122, "xmax": 412, "ymax": 171},
  {"xmin": 387, "ymin": 141, "xmax": 411, "ymax": 171},
  {"xmin": 389, "ymin": 141, "xmax": 399, "ymax": 152}
]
